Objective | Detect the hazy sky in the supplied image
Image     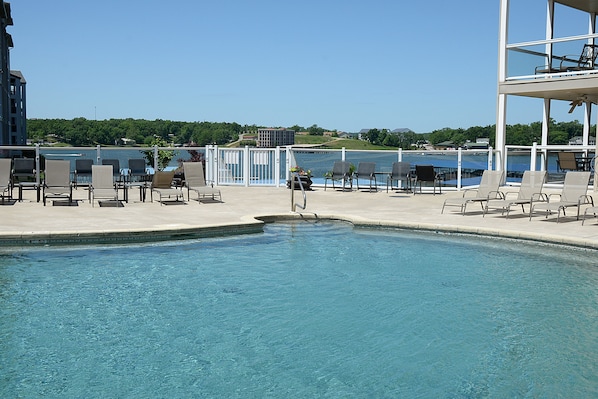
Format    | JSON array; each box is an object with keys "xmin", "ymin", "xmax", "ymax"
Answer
[{"xmin": 8, "ymin": 0, "xmax": 590, "ymax": 133}]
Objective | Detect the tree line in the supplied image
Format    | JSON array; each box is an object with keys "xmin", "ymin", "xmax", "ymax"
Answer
[
  {"xmin": 25, "ymin": 117, "xmax": 590, "ymax": 148},
  {"xmin": 27, "ymin": 118, "xmax": 247, "ymax": 147},
  {"xmin": 427, "ymin": 119, "xmax": 588, "ymax": 147}
]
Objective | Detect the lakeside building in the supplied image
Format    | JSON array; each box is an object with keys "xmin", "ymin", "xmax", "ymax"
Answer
[
  {"xmin": 257, "ymin": 128, "xmax": 294, "ymax": 147},
  {"xmin": 10, "ymin": 70, "xmax": 26, "ymax": 145},
  {"xmin": 0, "ymin": 1, "xmax": 25, "ymax": 147},
  {"xmin": 496, "ymin": 0, "xmax": 598, "ymax": 170}
]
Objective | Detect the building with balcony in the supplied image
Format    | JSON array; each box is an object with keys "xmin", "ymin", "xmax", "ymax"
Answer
[
  {"xmin": 9, "ymin": 70, "xmax": 25, "ymax": 145},
  {"xmin": 496, "ymin": 0, "xmax": 598, "ymax": 169},
  {"xmin": 257, "ymin": 128, "xmax": 294, "ymax": 147},
  {"xmin": 0, "ymin": 1, "xmax": 14, "ymax": 146}
]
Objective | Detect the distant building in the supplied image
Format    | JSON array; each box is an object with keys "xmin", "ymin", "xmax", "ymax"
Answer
[
  {"xmin": 257, "ymin": 128, "xmax": 294, "ymax": 147},
  {"xmin": 0, "ymin": 1, "xmax": 16, "ymax": 146},
  {"xmin": 569, "ymin": 136, "xmax": 596, "ymax": 146},
  {"xmin": 391, "ymin": 128, "xmax": 413, "ymax": 134}
]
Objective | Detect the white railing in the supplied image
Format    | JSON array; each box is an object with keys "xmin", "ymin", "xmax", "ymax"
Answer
[{"xmin": 6, "ymin": 143, "xmax": 594, "ymax": 190}]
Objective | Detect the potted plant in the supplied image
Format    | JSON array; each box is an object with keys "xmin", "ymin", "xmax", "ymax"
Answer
[{"xmin": 287, "ymin": 166, "xmax": 313, "ymax": 190}]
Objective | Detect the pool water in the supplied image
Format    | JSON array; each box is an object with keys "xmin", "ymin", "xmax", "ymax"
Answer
[{"xmin": 1, "ymin": 222, "xmax": 597, "ymax": 398}]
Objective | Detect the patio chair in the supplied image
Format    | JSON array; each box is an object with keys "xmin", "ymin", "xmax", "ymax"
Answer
[
  {"xmin": 529, "ymin": 171, "xmax": 593, "ymax": 222},
  {"xmin": 354, "ymin": 162, "xmax": 377, "ymax": 191},
  {"xmin": 12, "ymin": 158, "xmax": 39, "ymax": 202},
  {"xmin": 90, "ymin": 165, "xmax": 120, "ymax": 207},
  {"xmin": 101, "ymin": 159, "xmax": 122, "ymax": 182},
  {"xmin": 556, "ymin": 152, "xmax": 582, "ymax": 172},
  {"xmin": 414, "ymin": 165, "xmax": 442, "ymax": 195},
  {"xmin": 183, "ymin": 162, "xmax": 221, "ymax": 203},
  {"xmin": 74, "ymin": 159, "xmax": 93, "ymax": 188},
  {"xmin": 561, "ymin": 43, "xmax": 598, "ymax": 72},
  {"xmin": 441, "ymin": 170, "xmax": 505, "ymax": 215},
  {"xmin": 324, "ymin": 161, "xmax": 352, "ymax": 191},
  {"xmin": 387, "ymin": 161, "xmax": 411, "ymax": 192},
  {"xmin": 126, "ymin": 158, "xmax": 150, "ymax": 202},
  {"xmin": 0, "ymin": 158, "xmax": 12, "ymax": 204},
  {"xmin": 43, "ymin": 159, "xmax": 73, "ymax": 206},
  {"xmin": 535, "ymin": 43, "xmax": 598, "ymax": 74},
  {"xmin": 150, "ymin": 170, "xmax": 185, "ymax": 205},
  {"xmin": 483, "ymin": 170, "xmax": 547, "ymax": 218}
]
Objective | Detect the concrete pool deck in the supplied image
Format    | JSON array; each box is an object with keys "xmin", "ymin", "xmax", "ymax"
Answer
[{"xmin": 2, "ymin": 184, "xmax": 598, "ymax": 248}]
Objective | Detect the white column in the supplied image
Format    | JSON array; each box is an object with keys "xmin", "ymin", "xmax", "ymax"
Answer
[{"xmin": 495, "ymin": 0, "xmax": 509, "ymax": 172}]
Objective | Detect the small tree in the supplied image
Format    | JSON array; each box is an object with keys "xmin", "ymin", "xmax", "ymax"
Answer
[{"xmin": 141, "ymin": 137, "xmax": 177, "ymax": 171}]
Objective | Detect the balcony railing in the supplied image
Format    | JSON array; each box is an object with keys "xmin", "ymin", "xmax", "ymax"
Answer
[{"xmin": 505, "ymin": 34, "xmax": 598, "ymax": 81}]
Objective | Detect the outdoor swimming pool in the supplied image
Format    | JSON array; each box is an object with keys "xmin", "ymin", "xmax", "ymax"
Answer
[{"xmin": 1, "ymin": 222, "xmax": 597, "ymax": 397}]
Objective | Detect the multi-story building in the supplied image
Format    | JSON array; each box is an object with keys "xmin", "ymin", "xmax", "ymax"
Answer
[
  {"xmin": 10, "ymin": 70, "xmax": 26, "ymax": 145},
  {"xmin": 257, "ymin": 128, "xmax": 294, "ymax": 147},
  {"xmin": 0, "ymin": 1, "xmax": 14, "ymax": 146},
  {"xmin": 496, "ymin": 0, "xmax": 598, "ymax": 170}
]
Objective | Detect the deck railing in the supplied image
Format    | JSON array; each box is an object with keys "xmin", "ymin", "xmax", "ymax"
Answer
[{"xmin": 2, "ymin": 143, "xmax": 594, "ymax": 191}]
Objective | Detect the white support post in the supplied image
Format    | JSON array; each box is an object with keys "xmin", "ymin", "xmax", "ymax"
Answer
[
  {"xmin": 398, "ymin": 148, "xmax": 402, "ymax": 162},
  {"xmin": 457, "ymin": 147, "xmax": 462, "ymax": 190},
  {"xmin": 583, "ymin": 102, "xmax": 591, "ymax": 155},
  {"xmin": 243, "ymin": 146, "xmax": 250, "ymax": 187},
  {"xmin": 495, "ymin": 0, "xmax": 509, "ymax": 172},
  {"xmin": 275, "ymin": 146, "xmax": 281, "ymax": 187},
  {"xmin": 530, "ymin": 142, "xmax": 538, "ymax": 171},
  {"xmin": 96, "ymin": 144, "xmax": 101, "ymax": 164},
  {"xmin": 487, "ymin": 146, "xmax": 493, "ymax": 171},
  {"xmin": 153, "ymin": 145, "xmax": 159, "ymax": 172},
  {"xmin": 341, "ymin": 147, "xmax": 346, "ymax": 161},
  {"xmin": 35, "ymin": 144, "xmax": 40, "ymax": 188},
  {"xmin": 285, "ymin": 146, "xmax": 292, "ymax": 182}
]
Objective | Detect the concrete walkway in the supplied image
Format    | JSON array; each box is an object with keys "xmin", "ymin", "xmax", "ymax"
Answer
[{"xmin": 2, "ymin": 184, "xmax": 598, "ymax": 248}]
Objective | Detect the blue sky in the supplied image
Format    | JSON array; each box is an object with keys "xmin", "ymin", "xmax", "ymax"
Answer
[{"xmin": 8, "ymin": 0, "xmax": 588, "ymax": 133}]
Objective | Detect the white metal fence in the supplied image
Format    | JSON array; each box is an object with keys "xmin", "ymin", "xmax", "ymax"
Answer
[{"xmin": 2, "ymin": 143, "xmax": 595, "ymax": 190}]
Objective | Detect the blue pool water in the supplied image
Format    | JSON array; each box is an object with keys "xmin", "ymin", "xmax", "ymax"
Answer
[{"xmin": 1, "ymin": 222, "xmax": 597, "ymax": 398}]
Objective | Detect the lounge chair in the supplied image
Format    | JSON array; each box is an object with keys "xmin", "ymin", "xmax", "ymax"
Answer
[
  {"xmin": 441, "ymin": 170, "xmax": 504, "ymax": 215},
  {"xmin": 529, "ymin": 171, "xmax": 593, "ymax": 222},
  {"xmin": 0, "ymin": 158, "xmax": 12, "ymax": 204},
  {"xmin": 354, "ymin": 162, "xmax": 377, "ymax": 191},
  {"xmin": 90, "ymin": 165, "xmax": 120, "ymax": 207},
  {"xmin": 150, "ymin": 170, "xmax": 185, "ymax": 205},
  {"xmin": 414, "ymin": 165, "xmax": 442, "ymax": 195},
  {"xmin": 182, "ymin": 162, "xmax": 221, "ymax": 203},
  {"xmin": 74, "ymin": 159, "xmax": 93, "ymax": 188},
  {"xmin": 43, "ymin": 159, "xmax": 73, "ymax": 206},
  {"xmin": 324, "ymin": 161, "xmax": 352, "ymax": 191},
  {"xmin": 387, "ymin": 161, "xmax": 411, "ymax": 192},
  {"xmin": 12, "ymin": 158, "xmax": 39, "ymax": 202},
  {"xmin": 483, "ymin": 170, "xmax": 547, "ymax": 218}
]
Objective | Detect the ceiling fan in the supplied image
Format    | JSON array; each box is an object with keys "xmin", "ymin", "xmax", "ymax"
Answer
[{"xmin": 568, "ymin": 95, "xmax": 598, "ymax": 113}]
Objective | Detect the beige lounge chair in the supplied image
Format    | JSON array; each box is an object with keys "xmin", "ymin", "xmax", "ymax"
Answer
[
  {"xmin": 530, "ymin": 171, "xmax": 593, "ymax": 222},
  {"xmin": 43, "ymin": 160, "xmax": 73, "ymax": 206},
  {"xmin": 150, "ymin": 170, "xmax": 184, "ymax": 205},
  {"xmin": 90, "ymin": 165, "xmax": 120, "ymax": 207},
  {"xmin": 483, "ymin": 170, "xmax": 547, "ymax": 218},
  {"xmin": 441, "ymin": 170, "xmax": 504, "ymax": 215},
  {"xmin": 182, "ymin": 162, "xmax": 221, "ymax": 203},
  {"xmin": 0, "ymin": 158, "xmax": 12, "ymax": 204}
]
